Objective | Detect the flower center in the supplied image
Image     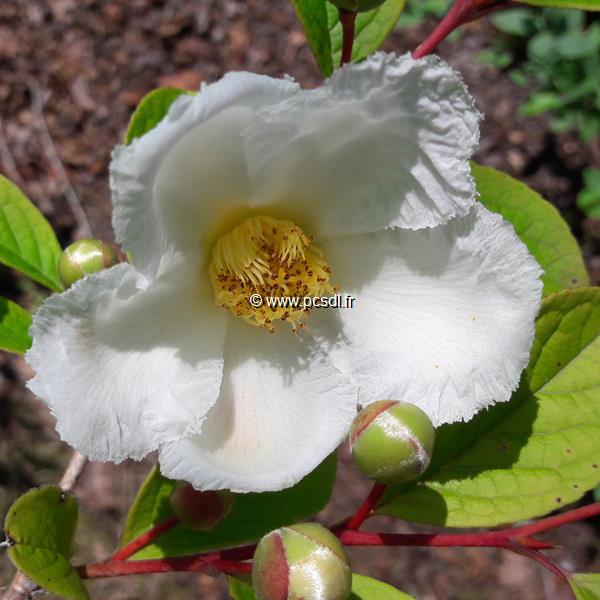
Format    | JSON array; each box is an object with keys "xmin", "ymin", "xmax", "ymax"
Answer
[{"xmin": 209, "ymin": 215, "xmax": 335, "ymax": 332}]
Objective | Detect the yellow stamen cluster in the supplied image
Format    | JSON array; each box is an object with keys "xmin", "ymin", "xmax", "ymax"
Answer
[{"xmin": 209, "ymin": 216, "xmax": 335, "ymax": 332}]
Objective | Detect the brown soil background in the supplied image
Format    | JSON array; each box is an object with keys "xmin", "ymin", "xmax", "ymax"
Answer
[{"xmin": 0, "ymin": 1, "xmax": 599, "ymax": 599}]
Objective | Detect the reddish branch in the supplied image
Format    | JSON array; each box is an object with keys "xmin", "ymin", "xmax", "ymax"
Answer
[
  {"xmin": 412, "ymin": 0, "xmax": 514, "ymax": 59},
  {"xmin": 339, "ymin": 8, "xmax": 357, "ymax": 66},
  {"xmin": 339, "ymin": 530, "xmax": 553, "ymax": 550},
  {"xmin": 79, "ymin": 502, "xmax": 600, "ymax": 581},
  {"xmin": 111, "ymin": 515, "xmax": 180, "ymax": 561},
  {"xmin": 346, "ymin": 483, "xmax": 387, "ymax": 530},
  {"xmin": 80, "ymin": 554, "xmax": 252, "ymax": 579}
]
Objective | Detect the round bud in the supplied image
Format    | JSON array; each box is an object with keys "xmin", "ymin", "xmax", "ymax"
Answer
[
  {"xmin": 253, "ymin": 522, "xmax": 352, "ymax": 600},
  {"xmin": 169, "ymin": 484, "xmax": 234, "ymax": 531},
  {"xmin": 350, "ymin": 400, "xmax": 435, "ymax": 484},
  {"xmin": 327, "ymin": 0, "xmax": 386, "ymax": 12},
  {"xmin": 57, "ymin": 239, "xmax": 118, "ymax": 288}
]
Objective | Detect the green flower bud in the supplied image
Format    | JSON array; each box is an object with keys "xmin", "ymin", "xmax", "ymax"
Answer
[
  {"xmin": 327, "ymin": 0, "xmax": 386, "ymax": 12},
  {"xmin": 57, "ymin": 239, "xmax": 118, "ymax": 288},
  {"xmin": 169, "ymin": 484, "xmax": 234, "ymax": 531},
  {"xmin": 350, "ymin": 400, "xmax": 435, "ymax": 484},
  {"xmin": 253, "ymin": 522, "xmax": 352, "ymax": 600}
]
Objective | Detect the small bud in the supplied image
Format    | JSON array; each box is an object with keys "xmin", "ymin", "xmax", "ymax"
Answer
[
  {"xmin": 169, "ymin": 484, "xmax": 234, "ymax": 531},
  {"xmin": 253, "ymin": 522, "xmax": 352, "ymax": 600},
  {"xmin": 350, "ymin": 400, "xmax": 435, "ymax": 484},
  {"xmin": 327, "ymin": 0, "xmax": 386, "ymax": 12},
  {"xmin": 57, "ymin": 239, "xmax": 118, "ymax": 288}
]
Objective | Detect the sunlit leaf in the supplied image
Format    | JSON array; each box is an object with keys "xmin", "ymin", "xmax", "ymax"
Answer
[
  {"xmin": 4, "ymin": 487, "xmax": 88, "ymax": 600},
  {"xmin": 0, "ymin": 176, "xmax": 62, "ymax": 291}
]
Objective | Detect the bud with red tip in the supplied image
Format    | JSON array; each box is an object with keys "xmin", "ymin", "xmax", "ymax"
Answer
[
  {"xmin": 350, "ymin": 400, "xmax": 435, "ymax": 484},
  {"xmin": 252, "ymin": 522, "xmax": 352, "ymax": 600},
  {"xmin": 169, "ymin": 483, "xmax": 234, "ymax": 531}
]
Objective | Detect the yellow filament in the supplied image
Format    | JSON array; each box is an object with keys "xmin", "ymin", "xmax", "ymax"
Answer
[{"xmin": 209, "ymin": 216, "xmax": 335, "ymax": 332}]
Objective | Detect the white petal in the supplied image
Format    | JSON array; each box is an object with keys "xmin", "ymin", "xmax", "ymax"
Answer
[
  {"xmin": 26, "ymin": 262, "xmax": 227, "ymax": 461},
  {"xmin": 243, "ymin": 52, "xmax": 480, "ymax": 237},
  {"xmin": 310, "ymin": 204, "xmax": 543, "ymax": 426},
  {"xmin": 158, "ymin": 319, "xmax": 358, "ymax": 493},
  {"xmin": 110, "ymin": 73, "xmax": 299, "ymax": 279}
]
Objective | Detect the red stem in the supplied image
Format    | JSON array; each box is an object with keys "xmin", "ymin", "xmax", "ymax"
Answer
[
  {"xmin": 111, "ymin": 515, "xmax": 180, "ymax": 561},
  {"xmin": 339, "ymin": 8, "xmax": 357, "ymax": 66},
  {"xmin": 507, "ymin": 540, "xmax": 570, "ymax": 584},
  {"xmin": 83, "ymin": 502, "xmax": 599, "ymax": 582},
  {"xmin": 413, "ymin": 0, "xmax": 466, "ymax": 59},
  {"xmin": 498, "ymin": 502, "xmax": 600, "ymax": 539},
  {"xmin": 346, "ymin": 483, "xmax": 387, "ymax": 530},
  {"xmin": 80, "ymin": 554, "xmax": 252, "ymax": 579},
  {"xmin": 339, "ymin": 530, "xmax": 553, "ymax": 549},
  {"xmin": 412, "ymin": 0, "xmax": 514, "ymax": 59}
]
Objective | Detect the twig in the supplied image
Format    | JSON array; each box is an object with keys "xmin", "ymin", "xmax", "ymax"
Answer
[
  {"xmin": 75, "ymin": 502, "xmax": 600, "ymax": 585},
  {"xmin": 3, "ymin": 452, "xmax": 88, "ymax": 600},
  {"xmin": 0, "ymin": 118, "xmax": 28, "ymax": 192},
  {"xmin": 339, "ymin": 8, "xmax": 357, "ymax": 66},
  {"xmin": 80, "ymin": 555, "xmax": 252, "ymax": 579},
  {"xmin": 58, "ymin": 452, "xmax": 88, "ymax": 490},
  {"xmin": 111, "ymin": 515, "xmax": 180, "ymax": 561},
  {"xmin": 498, "ymin": 502, "xmax": 600, "ymax": 539},
  {"xmin": 338, "ymin": 530, "xmax": 553, "ymax": 549},
  {"xmin": 29, "ymin": 82, "xmax": 93, "ymax": 238},
  {"xmin": 346, "ymin": 483, "xmax": 386, "ymax": 530},
  {"xmin": 412, "ymin": 0, "xmax": 514, "ymax": 59},
  {"xmin": 507, "ymin": 540, "xmax": 570, "ymax": 584}
]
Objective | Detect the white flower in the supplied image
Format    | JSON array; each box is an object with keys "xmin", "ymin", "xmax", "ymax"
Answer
[{"xmin": 26, "ymin": 53, "xmax": 542, "ymax": 493}]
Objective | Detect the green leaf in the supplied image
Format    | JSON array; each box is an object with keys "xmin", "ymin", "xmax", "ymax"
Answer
[
  {"xmin": 125, "ymin": 88, "xmax": 190, "ymax": 145},
  {"xmin": 4, "ymin": 487, "xmax": 89, "ymax": 600},
  {"xmin": 0, "ymin": 297, "xmax": 32, "ymax": 354},
  {"xmin": 473, "ymin": 163, "xmax": 589, "ymax": 295},
  {"xmin": 228, "ymin": 573, "xmax": 416, "ymax": 599},
  {"xmin": 578, "ymin": 168, "xmax": 600, "ymax": 220},
  {"xmin": 228, "ymin": 576, "xmax": 257, "ymax": 600},
  {"xmin": 521, "ymin": 92, "xmax": 564, "ymax": 115},
  {"xmin": 491, "ymin": 8, "xmax": 536, "ymax": 36},
  {"xmin": 121, "ymin": 455, "xmax": 337, "ymax": 559},
  {"xmin": 327, "ymin": 0, "xmax": 406, "ymax": 66},
  {"xmin": 350, "ymin": 574, "xmax": 415, "ymax": 599},
  {"xmin": 378, "ymin": 288, "xmax": 600, "ymax": 527},
  {"xmin": 0, "ymin": 176, "xmax": 62, "ymax": 291},
  {"xmin": 292, "ymin": 0, "xmax": 334, "ymax": 76},
  {"xmin": 570, "ymin": 573, "xmax": 600, "ymax": 600},
  {"xmin": 516, "ymin": 0, "xmax": 600, "ymax": 10}
]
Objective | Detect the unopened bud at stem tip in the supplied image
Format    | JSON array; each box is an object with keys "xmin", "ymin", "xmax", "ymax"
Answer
[
  {"xmin": 169, "ymin": 484, "xmax": 234, "ymax": 531},
  {"xmin": 350, "ymin": 400, "xmax": 435, "ymax": 485},
  {"xmin": 253, "ymin": 522, "xmax": 352, "ymax": 600},
  {"xmin": 58, "ymin": 239, "xmax": 118, "ymax": 288}
]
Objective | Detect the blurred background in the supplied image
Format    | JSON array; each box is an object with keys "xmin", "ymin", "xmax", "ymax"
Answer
[{"xmin": 0, "ymin": 1, "xmax": 599, "ymax": 598}]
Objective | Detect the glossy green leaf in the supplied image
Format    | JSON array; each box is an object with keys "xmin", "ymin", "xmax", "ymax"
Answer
[
  {"xmin": 121, "ymin": 455, "xmax": 337, "ymax": 559},
  {"xmin": 379, "ymin": 288, "xmax": 600, "ymax": 527},
  {"xmin": 350, "ymin": 574, "xmax": 415, "ymax": 599},
  {"xmin": 4, "ymin": 487, "xmax": 89, "ymax": 600},
  {"xmin": 578, "ymin": 168, "xmax": 600, "ymax": 220},
  {"xmin": 0, "ymin": 297, "xmax": 32, "ymax": 354},
  {"xmin": 516, "ymin": 0, "xmax": 600, "ymax": 10},
  {"xmin": 473, "ymin": 163, "xmax": 588, "ymax": 296},
  {"xmin": 570, "ymin": 573, "xmax": 600, "ymax": 600},
  {"xmin": 0, "ymin": 176, "xmax": 62, "ymax": 291},
  {"xmin": 327, "ymin": 0, "xmax": 406, "ymax": 66},
  {"xmin": 228, "ymin": 576, "xmax": 257, "ymax": 600},
  {"xmin": 125, "ymin": 87, "xmax": 190, "ymax": 145},
  {"xmin": 292, "ymin": 0, "xmax": 334, "ymax": 76}
]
